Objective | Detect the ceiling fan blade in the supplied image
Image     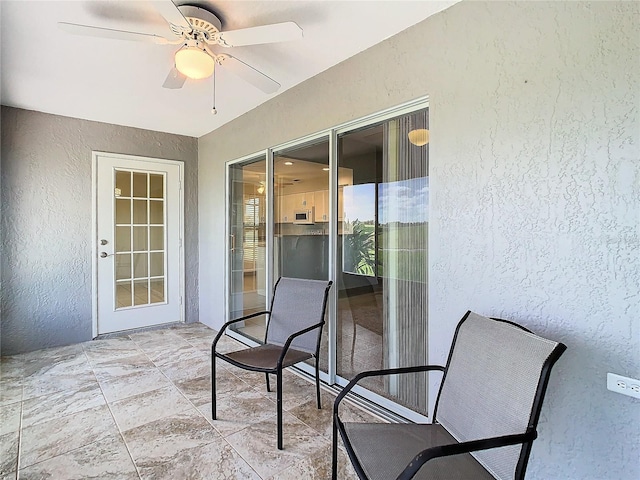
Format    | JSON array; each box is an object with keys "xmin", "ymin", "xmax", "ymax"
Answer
[
  {"xmin": 162, "ymin": 67, "xmax": 186, "ymax": 89},
  {"xmin": 58, "ymin": 22, "xmax": 171, "ymax": 44},
  {"xmin": 216, "ymin": 54, "xmax": 281, "ymax": 94},
  {"xmin": 150, "ymin": 0, "xmax": 191, "ymax": 31},
  {"xmin": 216, "ymin": 22, "xmax": 302, "ymax": 47}
]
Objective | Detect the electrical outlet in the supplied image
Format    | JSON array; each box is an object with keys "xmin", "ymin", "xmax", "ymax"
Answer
[{"xmin": 607, "ymin": 373, "xmax": 640, "ymax": 399}]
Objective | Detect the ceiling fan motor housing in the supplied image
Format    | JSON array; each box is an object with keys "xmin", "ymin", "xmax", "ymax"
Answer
[{"xmin": 174, "ymin": 5, "xmax": 222, "ymax": 40}]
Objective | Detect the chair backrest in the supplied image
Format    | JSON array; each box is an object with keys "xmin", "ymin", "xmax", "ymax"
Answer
[
  {"xmin": 266, "ymin": 277, "xmax": 332, "ymax": 354},
  {"xmin": 434, "ymin": 311, "xmax": 566, "ymax": 480}
]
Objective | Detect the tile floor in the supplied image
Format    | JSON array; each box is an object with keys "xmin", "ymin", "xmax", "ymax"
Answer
[{"xmin": 0, "ymin": 322, "xmax": 382, "ymax": 479}]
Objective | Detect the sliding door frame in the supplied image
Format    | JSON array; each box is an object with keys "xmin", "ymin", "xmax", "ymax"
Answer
[{"xmin": 224, "ymin": 96, "xmax": 430, "ymax": 423}]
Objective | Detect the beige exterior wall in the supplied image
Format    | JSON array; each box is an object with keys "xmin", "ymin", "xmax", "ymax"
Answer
[
  {"xmin": 1, "ymin": 107, "xmax": 199, "ymax": 355},
  {"xmin": 198, "ymin": 2, "xmax": 639, "ymax": 479}
]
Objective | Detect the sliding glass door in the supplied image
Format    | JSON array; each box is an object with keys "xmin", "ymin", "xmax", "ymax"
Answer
[
  {"xmin": 227, "ymin": 155, "xmax": 268, "ymax": 341},
  {"xmin": 226, "ymin": 100, "xmax": 430, "ymax": 418},
  {"xmin": 336, "ymin": 108, "xmax": 429, "ymax": 414}
]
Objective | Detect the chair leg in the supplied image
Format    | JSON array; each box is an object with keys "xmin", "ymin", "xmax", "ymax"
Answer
[
  {"xmin": 265, "ymin": 372, "xmax": 271, "ymax": 392},
  {"xmin": 315, "ymin": 356, "xmax": 322, "ymax": 409},
  {"xmin": 277, "ymin": 369, "xmax": 283, "ymax": 450},
  {"xmin": 351, "ymin": 316, "xmax": 356, "ymax": 367},
  {"xmin": 211, "ymin": 352, "xmax": 217, "ymax": 420},
  {"xmin": 332, "ymin": 417, "xmax": 338, "ymax": 480}
]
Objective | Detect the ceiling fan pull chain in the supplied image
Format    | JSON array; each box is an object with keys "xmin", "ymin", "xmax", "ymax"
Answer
[{"xmin": 211, "ymin": 67, "xmax": 217, "ymax": 115}]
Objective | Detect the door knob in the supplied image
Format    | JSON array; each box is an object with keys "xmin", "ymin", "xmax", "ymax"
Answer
[{"xmin": 100, "ymin": 252, "xmax": 113, "ymax": 258}]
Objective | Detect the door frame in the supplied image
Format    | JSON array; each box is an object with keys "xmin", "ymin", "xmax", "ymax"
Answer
[{"xmin": 91, "ymin": 151, "xmax": 185, "ymax": 338}]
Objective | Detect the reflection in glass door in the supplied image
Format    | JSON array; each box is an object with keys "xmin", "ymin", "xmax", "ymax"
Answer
[
  {"xmin": 272, "ymin": 139, "xmax": 331, "ymax": 373},
  {"xmin": 228, "ymin": 156, "xmax": 268, "ymax": 341},
  {"xmin": 337, "ymin": 108, "xmax": 429, "ymax": 415}
]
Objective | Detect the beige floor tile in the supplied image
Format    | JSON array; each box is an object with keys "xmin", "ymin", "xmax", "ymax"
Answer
[
  {"xmin": 136, "ymin": 440, "xmax": 260, "ymax": 480},
  {"xmin": 225, "ymin": 412, "xmax": 332, "ymax": 479},
  {"xmin": 19, "ymin": 345, "xmax": 84, "ymax": 363},
  {"xmin": 109, "ymin": 385, "xmax": 194, "ymax": 432},
  {"xmin": 98, "ymin": 368, "xmax": 173, "ymax": 403},
  {"xmin": 0, "ymin": 357, "xmax": 24, "ymax": 382},
  {"xmin": 22, "ymin": 373, "xmax": 98, "ymax": 401},
  {"xmin": 154, "ymin": 349, "xmax": 211, "ymax": 383},
  {"xmin": 21, "ymin": 381, "xmax": 106, "ymax": 428},
  {"xmin": 0, "ymin": 379, "xmax": 22, "ymax": 407},
  {"xmin": 82, "ymin": 337, "xmax": 142, "ymax": 363},
  {"xmin": 0, "ymin": 402, "xmax": 22, "ymax": 436},
  {"xmin": 209, "ymin": 367, "xmax": 256, "ymax": 400},
  {"xmin": 23, "ymin": 351, "xmax": 92, "ymax": 379},
  {"xmin": 169, "ymin": 323, "xmax": 217, "ymax": 343},
  {"xmin": 266, "ymin": 447, "xmax": 359, "ymax": 480},
  {"xmin": 122, "ymin": 410, "xmax": 249, "ymax": 479},
  {"xmin": 91, "ymin": 353, "xmax": 157, "ymax": 382},
  {"xmin": 212, "ymin": 335, "xmax": 248, "ymax": 355},
  {"xmin": 258, "ymin": 371, "xmax": 319, "ymax": 411},
  {"xmin": 18, "ymin": 434, "xmax": 138, "ymax": 480},
  {"xmin": 128, "ymin": 329, "xmax": 187, "ymax": 350},
  {"xmin": 289, "ymin": 396, "xmax": 385, "ymax": 438},
  {"xmin": 199, "ymin": 386, "xmax": 276, "ymax": 438},
  {"xmin": 174, "ymin": 375, "xmax": 213, "ymax": 407},
  {"xmin": 19, "ymin": 404, "xmax": 119, "ymax": 469},
  {"xmin": 9, "ymin": 323, "xmax": 399, "ymax": 480},
  {"xmin": 186, "ymin": 336, "xmax": 216, "ymax": 354},
  {"xmin": 0, "ymin": 430, "xmax": 19, "ymax": 475}
]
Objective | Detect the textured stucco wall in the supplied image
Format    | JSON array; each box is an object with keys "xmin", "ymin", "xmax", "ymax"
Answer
[
  {"xmin": 1, "ymin": 107, "xmax": 199, "ymax": 355},
  {"xmin": 199, "ymin": 1, "xmax": 639, "ymax": 479}
]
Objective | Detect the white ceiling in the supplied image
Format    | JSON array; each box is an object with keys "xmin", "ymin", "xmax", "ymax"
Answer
[{"xmin": 0, "ymin": 0, "xmax": 457, "ymax": 138}]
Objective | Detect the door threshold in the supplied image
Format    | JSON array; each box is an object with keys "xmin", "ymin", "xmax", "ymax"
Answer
[{"xmin": 94, "ymin": 321, "xmax": 185, "ymax": 339}]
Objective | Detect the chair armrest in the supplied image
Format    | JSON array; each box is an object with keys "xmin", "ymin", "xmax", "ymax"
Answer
[
  {"xmin": 334, "ymin": 365, "xmax": 445, "ymax": 415},
  {"xmin": 277, "ymin": 321, "xmax": 325, "ymax": 368},
  {"xmin": 212, "ymin": 311, "xmax": 270, "ymax": 351},
  {"xmin": 396, "ymin": 429, "xmax": 537, "ymax": 480}
]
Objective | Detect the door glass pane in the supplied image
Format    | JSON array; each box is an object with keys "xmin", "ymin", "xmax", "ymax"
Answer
[
  {"xmin": 116, "ymin": 281, "xmax": 132, "ymax": 308},
  {"xmin": 150, "ymin": 252, "xmax": 164, "ymax": 277},
  {"xmin": 273, "ymin": 140, "xmax": 329, "ymax": 283},
  {"xmin": 115, "ymin": 253, "xmax": 131, "ymax": 280},
  {"xmin": 113, "ymin": 169, "xmax": 166, "ymax": 309},
  {"xmin": 133, "ymin": 253, "xmax": 148, "ymax": 278},
  {"xmin": 150, "ymin": 226, "xmax": 164, "ymax": 250},
  {"xmin": 133, "ymin": 172, "xmax": 147, "ymax": 197},
  {"xmin": 149, "ymin": 174, "xmax": 164, "ymax": 199},
  {"xmin": 134, "ymin": 279, "xmax": 148, "ymax": 306},
  {"xmin": 150, "ymin": 278, "xmax": 165, "ymax": 303},
  {"xmin": 149, "ymin": 200, "xmax": 163, "ymax": 224},
  {"xmin": 115, "ymin": 171, "xmax": 131, "ymax": 197},
  {"xmin": 133, "ymin": 200, "xmax": 147, "ymax": 224},
  {"xmin": 115, "ymin": 199, "xmax": 131, "ymax": 224},
  {"xmin": 336, "ymin": 108, "xmax": 429, "ymax": 415},
  {"xmin": 115, "ymin": 226, "xmax": 131, "ymax": 253},
  {"xmin": 228, "ymin": 156, "xmax": 267, "ymax": 341},
  {"xmin": 133, "ymin": 226, "xmax": 148, "ymax": 251}
]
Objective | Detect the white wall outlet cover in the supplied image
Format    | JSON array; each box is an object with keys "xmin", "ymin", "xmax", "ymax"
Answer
[{"xmin": 607, "ymin": 373, "xmax": 640, "ymax": 399}]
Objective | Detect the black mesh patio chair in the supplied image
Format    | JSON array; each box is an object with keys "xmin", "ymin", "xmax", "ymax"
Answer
[
  {"xmin": 332, "ymin": 310, "xmax": 566, "ymax": 480},
  {"xmin": 212, "ymin": 277, "xmax": 333, "ymax": 450}
]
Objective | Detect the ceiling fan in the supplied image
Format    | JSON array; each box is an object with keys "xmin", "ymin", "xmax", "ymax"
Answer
[{"xmin": 58, "ymin": 1, "xmax": 303, "ymax": 94}]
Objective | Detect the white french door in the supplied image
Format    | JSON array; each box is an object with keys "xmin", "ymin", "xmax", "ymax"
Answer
[{"xmin": 93, "ymin": 152, "xmax": 184, "ymax": 335}]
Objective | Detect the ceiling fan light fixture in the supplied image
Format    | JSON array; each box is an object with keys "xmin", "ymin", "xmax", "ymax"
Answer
[
  {"xmin": 408, "ymin": 128, "xmax": 430, "ymax": 147},
  {"xmin": 175, "ymin": 47, "xmax": 215, "ymax": 80}
]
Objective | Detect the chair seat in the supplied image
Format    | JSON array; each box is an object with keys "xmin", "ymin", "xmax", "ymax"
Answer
[
  {"xmin": 342, "ymin": 422, "xmax": 497, "ymax": 480},
  {"xmin": 220, "ymin": 343, "xmax": 313, "ymax": 371}
]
